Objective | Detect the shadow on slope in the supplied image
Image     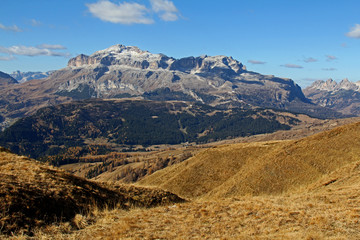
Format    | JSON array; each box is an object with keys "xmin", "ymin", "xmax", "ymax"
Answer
[
  {"xmin": 0, "ymin": 147, "xmax": 184, "ymax": 235},
  {"xmin": 139, "ymin": 121, "xmax": 360, "ymax": 199}
]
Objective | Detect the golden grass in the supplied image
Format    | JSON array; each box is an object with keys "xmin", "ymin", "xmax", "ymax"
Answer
[
  {"xmin": 9, "ymin": 163, "xmax": 360, "ymax": 239},
  {"xmin": 0, "ymin": 147, "xmax": 184, "ymax": 236},
  {"xmin": 139, "ymin": 121, "xmax": 360, "ymax": 199}
]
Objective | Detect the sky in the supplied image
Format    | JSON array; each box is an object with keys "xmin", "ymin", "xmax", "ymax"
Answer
[{"xmin": 1, "ymin": 0, "xmax": 360, "ymax": 88}]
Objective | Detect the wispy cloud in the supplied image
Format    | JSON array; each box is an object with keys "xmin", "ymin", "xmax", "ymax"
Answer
[
  {"xmin": 0, "ymin": 55, "xmax": 16, "ymax": 61},
  {"xmin": 87, "ymin": 0, "xmax": 154, "ymax": 24},
  {"xmin": 150, "ymin": 0, "xmax": 179, "ymax": 21},
  {"xmin": 0, "ymin": 45, "xmax": 70, "ymax": 57},
  {"xmin": 326, "ymin": 55, "xmax": 337, "ymax": 61},
  {"xmin": 247, "ymin": 60, "xmax": 266, "ymax": 65},
  {"xmin": 346, "ymin": 24, "xmax": 360, "ymax": 38},
  {"xmin": 30, "ymin": 19, "xmax": 42, "ymax": 27},
  {"xmin": 281, "ymin": 64, "xmax": 304, "ymax": 69},
  {"xmin": 303, "ymin": 57, "xmax": 317, "ymax": 63},
  {"xmin": 322, "ymin": 68, "xmax": 337, "ymax": 71},
  {"xmin": 37, "ymin": 44, "xmax": 67, "ymax": 50},
  {"xmin": 0, "ymin": 23, "xmax": 22, "ymax": 32}
]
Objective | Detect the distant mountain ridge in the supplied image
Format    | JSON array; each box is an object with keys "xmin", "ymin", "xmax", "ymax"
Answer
[
  {"xmin": 10, "ymin": 70, "xmax": 54, "ymax": 83},
  {"xmin": 304, "ymin": 78, "xmax": 360, "ymax": 116},
  {"xmin": 307, "ymin": 78, "xmax": 360, "ymax": 92}
]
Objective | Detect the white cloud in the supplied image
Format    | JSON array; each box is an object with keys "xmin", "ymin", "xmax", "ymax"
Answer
[
  {"xmin": 247, "ymin": 60, "xmax": 266, "ymax": 65},
  {"xmin": 326, "ymin": 55, "xmax": 337, "ymax": 61},
  {"xmin": 151, "ymin": 0, "xmax": 177, "ymax": 12},
  {"xmin": 303, "ymin": 57, "xmax": 317, "ymax": 63},
  {"xmin": 281, "ymin": 64, "xmax": 304, "ymax": 69},
  {"xmin": 346, "ymin": 24, "xmax": 360, "ymax": 38},
  {"xmin": 87, "ymin": 0, "xmax": 154, "ymax": 24},
  {"xmin": 0, "ymin": 45, "xmax": 70, "ymax": 57},
  {"xmin": 0, "ymin": 23, "xmax": 22, "ymax": 32},
  {"xmin": 150, "ymin": 0, "xmax": 179, "ymax": 21}
]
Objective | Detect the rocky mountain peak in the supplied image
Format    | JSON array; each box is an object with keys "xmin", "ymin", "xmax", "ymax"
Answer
[
  {"xmin": 338, "ymin": 78, "xmax": 356, "ymax": 90},
  {"xmin": 324, "ymin": 78, "xmax": 337, "ymax": 90},
  {"xmin": 94, "ymin": 44, "xmax": 147, "ymax": 55}
]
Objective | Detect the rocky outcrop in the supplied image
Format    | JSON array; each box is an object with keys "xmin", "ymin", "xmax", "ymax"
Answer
[{"xmin": 67, "ymin": 54, "xmax": 100, "ymax": 67}]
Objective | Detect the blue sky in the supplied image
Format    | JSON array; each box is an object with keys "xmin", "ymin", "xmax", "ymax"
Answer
[{"xmin": 1, "ymin": 0, "xmax": 359, "ymax": 87}]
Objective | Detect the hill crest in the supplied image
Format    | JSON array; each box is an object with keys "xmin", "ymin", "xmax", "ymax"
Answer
[{"xmin": 139, "ymin": 121, "xmax": 360, "ymax": 199}]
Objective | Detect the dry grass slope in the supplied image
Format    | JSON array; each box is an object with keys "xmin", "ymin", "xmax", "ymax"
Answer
[
  {"xmin": 139, "ymin": 121, "xmax": 360, "ymax": 199},
  {"xmin": 13, "ymin": 158, "xmax": 360, "ymax": 239},
  {"xmin": 0, "ymin": 147, "xmax": 184, "ymax": 235}
]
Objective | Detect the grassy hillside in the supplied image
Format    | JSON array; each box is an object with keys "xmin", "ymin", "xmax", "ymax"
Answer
[
  {"xmin": 0, "ymin": 147, "xmax": 184, "ymax": 235},
  {"xmin": 139, "ymin": 121, "xmax": 360, "ymax": 199},
  {"xmin": 8, "ymin": 157, "xmax": 360, "ymax": 239}
]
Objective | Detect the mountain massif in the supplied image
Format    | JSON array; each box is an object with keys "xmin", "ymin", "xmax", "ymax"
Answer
[{"xmin": 304, "ymin": 78, "xmax": 360, "ymax": 115}]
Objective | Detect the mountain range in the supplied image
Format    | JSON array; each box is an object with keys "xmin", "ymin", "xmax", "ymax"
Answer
[
  {"xmin": 0, "ymin": 44, "xmax": 346, "ymax": 129},
  {"xmin": 304, "ymin": 78, "xmax": 360, "ymax": 115}
]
